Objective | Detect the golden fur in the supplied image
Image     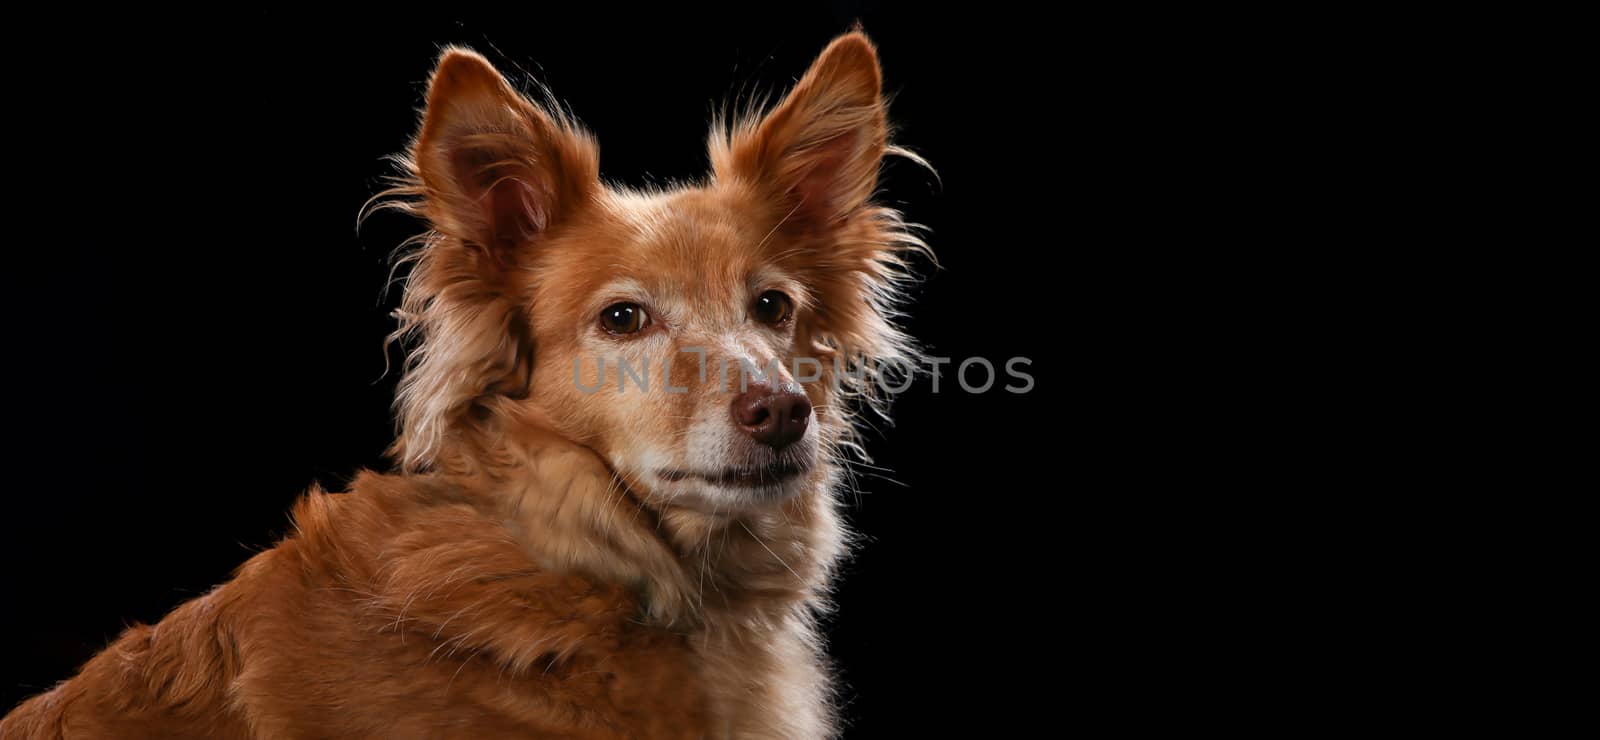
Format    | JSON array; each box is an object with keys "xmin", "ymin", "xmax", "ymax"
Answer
[{"xmin": 2, "ymin": 31, "xmax": 925, "ymax": 739}]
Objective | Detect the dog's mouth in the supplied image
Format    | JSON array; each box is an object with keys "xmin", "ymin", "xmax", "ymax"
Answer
[{"xmin": 657, "ymin": 463, "xmax": 806, "ymax": 489}]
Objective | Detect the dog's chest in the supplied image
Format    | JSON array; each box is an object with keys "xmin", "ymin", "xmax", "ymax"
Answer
[{"xmin": 682, "ymin": 611, "xmax": 828, "ymax": 739}]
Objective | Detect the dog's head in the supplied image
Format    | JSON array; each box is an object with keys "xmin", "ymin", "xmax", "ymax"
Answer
[{"xmin": 384, "ymin": 33, "xmax": 925, "ymax": 514}]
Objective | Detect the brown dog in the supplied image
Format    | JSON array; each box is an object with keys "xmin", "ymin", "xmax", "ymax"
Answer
[{"xmin": 2, "ymin": 31, "xmax": 927, "ymax": 739}]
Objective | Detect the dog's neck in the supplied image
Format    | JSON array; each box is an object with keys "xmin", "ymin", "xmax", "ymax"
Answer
[{"xmin": 447, "ymin": 423, "xmax": 844, "ymax": 629}]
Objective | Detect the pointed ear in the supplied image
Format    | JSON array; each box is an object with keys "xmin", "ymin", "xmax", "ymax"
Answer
[
  {"xmin": 712, "ymin": 33, "xmax": 887, "ymax": 230},
  {"xmin": 412, "ymin": 48, "xmax": 598, "ymax": 266}
]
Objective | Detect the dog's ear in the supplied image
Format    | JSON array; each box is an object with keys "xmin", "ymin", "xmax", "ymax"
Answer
[
  {"xmin": 389, "ymin": 49, "xmax": 599, "ymax": 472},
  {"xmin": 711, "ymin": 32, "xmax": 886, "ymax": 232},
  {"xmin": 413, "ymin": 48, "xmax": 598, "ymax": 268}
]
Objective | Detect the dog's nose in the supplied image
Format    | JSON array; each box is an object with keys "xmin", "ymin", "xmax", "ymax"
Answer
[{"xmin": 732, "ymin": 382, "xmax": 812, "ymax": 450}]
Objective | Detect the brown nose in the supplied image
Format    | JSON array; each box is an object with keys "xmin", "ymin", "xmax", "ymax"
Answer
[{"xmin": 732, "ymin": 382, "xmax": 812, "ymax": 449}]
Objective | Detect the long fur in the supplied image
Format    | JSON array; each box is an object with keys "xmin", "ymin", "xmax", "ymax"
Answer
[{"xmin": 2, "ymin": 31, "xmax": 926, "ymax": 739}]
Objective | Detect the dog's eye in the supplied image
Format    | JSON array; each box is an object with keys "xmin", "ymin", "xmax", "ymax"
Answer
[
  {"xmin": 599, "ymin": 302, "xmax": 649, "ymax": 335},
  {"xmin": 752, "ymin": 290, "xmax": 794, "ymax": 326}
]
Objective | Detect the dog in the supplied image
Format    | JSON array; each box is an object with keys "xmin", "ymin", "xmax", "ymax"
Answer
[{"xmin": 2, "ymin": 30, "xmax": 927, "ymax": 738}]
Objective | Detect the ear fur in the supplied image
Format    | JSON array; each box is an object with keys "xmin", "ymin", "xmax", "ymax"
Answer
[
  {"xmin": 711, "ymin": 33, "xmax": 887, "ymax": 231},
  {"xmin": 413, "ymin": 48, "xmax": 599, "ymax": 268},
  {"xmin": 384, "ymin": 48, "xmax": 599, "ymax": 471}
]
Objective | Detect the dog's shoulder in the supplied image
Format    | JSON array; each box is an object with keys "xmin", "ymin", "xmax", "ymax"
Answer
[
  {"xmin": 0, "ymin": 472, "xmax": 706, "ymax": 738},
  {"xmin": 214, "ymin": 472, "xmax": 708, "ymax": 736},
  {"xmin": 273, "ymin": 471, "xmax": 643, "ymax": 669}
]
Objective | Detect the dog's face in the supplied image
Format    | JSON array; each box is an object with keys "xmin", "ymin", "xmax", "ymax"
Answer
[
  {"xmin": 525, "ymin": 188, "xmax": 823, "ymax": 513},
  {"xmin": 394, "ymin": 35, "xmax": 917, "ymax": 514}
]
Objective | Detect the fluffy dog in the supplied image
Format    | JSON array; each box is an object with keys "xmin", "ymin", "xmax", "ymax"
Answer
[{"xmin": 2, "ymin": 30, "xmax": 927, "ymax": 739}]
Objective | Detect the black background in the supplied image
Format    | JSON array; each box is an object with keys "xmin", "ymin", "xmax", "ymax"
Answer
[{"xmin": 0, "ymin": 5, "xmax": 1240, "ymax": 734}]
